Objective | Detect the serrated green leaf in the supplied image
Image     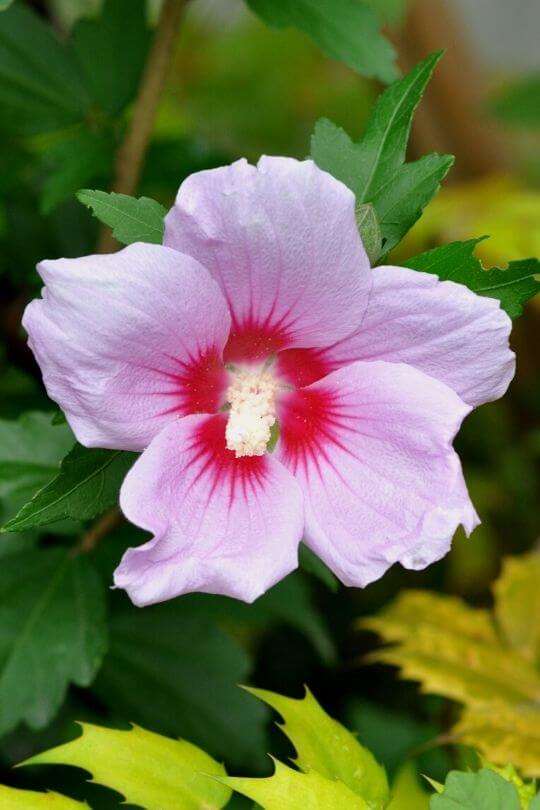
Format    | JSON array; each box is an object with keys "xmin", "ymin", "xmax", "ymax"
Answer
[
  {"xmin": 72, "ymin": 0, "xmax": 150, "ymax": 116},
  {"xmin": 220, "ymin": 758, "xmax": 370, "ymax": 809},
  {"xmin": 246, "ymin": 687, "xmax": 389, "ymax": 807},
  {"xmin": 311, "ymin": 52, "xmax": 453, "ymax": 257},
  {"xmin": 361, "ymin": 590, "xmax": 540, "ymax": 707},
  {"xmin": 0, "ymin": 4, "xmax": 90, "ymax": 134},
  {"xmin": 494, "ymin": 552, "xmax": 540, "ymax": 665},
  {"xmin": 403, "ymin": 238, "xmax": 540, "ymax": 317},
  {"xmin": 0, "ymin": 785, "xmax": 87, "ymax": 808},
  {"xmin": 0, "ymin": 549, "xmax": 107, "ymax": 735},
  {"xmin": 3, "ymin": 444, "xmax": 136, "ymax": 532},
  {"xmin": 92, "ymin": 601, "xmax": 267, "ymax": 768},
  {"xmin": 455, "ymin": 704, "xmax": 540, "ymax": 779},
  {"xmin": 25, "ymin": 723, "xmax": 231, "ymax": 810},
  {"xmin": 77, "ymin": 189, "xmax": 166, "ymax": 244},
  {"xmin": 245, "ymin": 0, "xmax": 397, "ymax": 83},
  {"xmin": 430, "ymin": 769, "xmax": 521, "ymax": 810},
  {"xmin": 0, "ymin": 412, "xmax": 73, "ymax": 507}
]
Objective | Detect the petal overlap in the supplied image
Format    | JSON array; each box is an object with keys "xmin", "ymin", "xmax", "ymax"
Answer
[
  {"xmin": 276, "ymin": 361, "xmax": 478, "ymax": 587},
  {"xmin": 23, "ymin": 243, "xmax": 231, "ymax": 451},
  {"xmin": 164, "ymin": 156, "xmax": 372, "ymax": 360},
  {"xmin": 115, "ymin": 414, "xmax": 305, "ymax": 605}
]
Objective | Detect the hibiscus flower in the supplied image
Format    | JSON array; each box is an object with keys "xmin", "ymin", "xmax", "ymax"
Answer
[{"xmin": 23, "ymin": 157, "xmax": 515, "ymax": 605}]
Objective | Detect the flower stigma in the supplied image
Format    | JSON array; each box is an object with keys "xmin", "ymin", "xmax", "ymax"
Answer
[{"xmin": 225, "ymin": 366, "xmax": 279, "ymax": 457}]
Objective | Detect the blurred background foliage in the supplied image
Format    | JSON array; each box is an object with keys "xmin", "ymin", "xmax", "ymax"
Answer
[{"xmin": 0, "ymin": 0, "xmax": 539, "ymax": 807}]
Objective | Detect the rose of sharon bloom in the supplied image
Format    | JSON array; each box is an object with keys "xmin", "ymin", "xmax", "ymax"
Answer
[{"xmin": 23, "ymin": 157, "xmax": 515, "ymax": 605}]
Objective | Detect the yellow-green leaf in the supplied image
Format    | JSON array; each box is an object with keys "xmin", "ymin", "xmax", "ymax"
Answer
[
  {"xmin": 494, "ymin": 552, "xmax": 540, "ymax": 665},
  {"xmin": 361, "ymin": 590, "xmax": 540, "ymax": 706},
  {"xmin": 220, "ymin": 759, "xmax": 370, "ymax": 809},
  {"xmin": 387, "ymin": 763, "xmax": 430, "ymax": 809},
  {"xmin": 245, "ymin": 686, "xmax": 389, "ymax": 807},
  {"xmin": 0, "ymin": 785, "xmax": 87, "ymax": 808},
  {"xmin": 455, "ymin": 704, "xmax": 540, "ymax": 779},
  {"xmin": 24, "ymin": 723, "xmax": 231, "ymax": 810}
]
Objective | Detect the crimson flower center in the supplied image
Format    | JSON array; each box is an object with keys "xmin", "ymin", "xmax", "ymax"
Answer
[{"xmin": 225, "ymin": 366, "xmax": 280, "ymax": 458}]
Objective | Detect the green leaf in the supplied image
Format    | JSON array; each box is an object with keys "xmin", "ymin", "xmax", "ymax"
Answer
[
  {"xmin": 0, "ymin": 4, "xmax": 90, "ymax": 134},
  {"xmin": 3, "ymin": 445, "xmax": 136, "ymax": 533},
  {"xmin": 72, "ymin": 0, "xmax": 150, "ymax": 116},
  {"xmin": 246, "ymin": 687, "xmax": 390, "ymax": 807},
  {"xmin": 0, "ymin": 785, "xmax": 87, "ymax": 808},
  {"xmin": 0, "ymin": 412, "xmax": 73, "ymax": 506},
  {"xmin": 356, "ymin": 203, "xmax": 382, "ymax": 265},
  {"xmin": 531, "ymin": 794, "xmax": 540, "ymax": 810},
  {"xmin": 388, "ymin": 764, "xmax": 430, "ymax": 809},
  {"xmin": 0, "ymin": 549, "xmax": 107, "ymax": 735},
  {"xmin": 25, "ymin": 723, "xmax": 231, "ymax": 810},
  {"xmin": 298, "ymin": 544, "xmax": 339, "ymax": 591},
  {"xmin": 430, "ymin": 769, "xmax": 521, "ymax": 810},
  {"xmin": 311, "ymin": 52, "xmax": 453, "ymax": 256},
  {"xmin": 221, "ymin": 759, "xmax": 370, "ymax": 809},
  {"xmin": 92, "ymin": 601, "xmax": 267, "ymax": 768},
  {"xmin": 245, "ymin": 0, "xmax": 397, "ymax": 83},
  {"xmin": 490, "ymin": 73, "xmax": 540, "ymax": 129},
  {"xmin": 0, "ymin": 0, "xmax": 14, "ymax": 10},
  {"xmin": 493, "ymin": 551, "xmax": 540, "ymax": 665},
  {"xmin": 403, "ymin": 238, "xmax": 540, "ymax": 318},
  {"xmin": 40, "ymin": 130, "xmax": 114, "ymax": 214},
  {"xmin": 76, "ymin": 189, "xmax": 166, "ymax": 244}
]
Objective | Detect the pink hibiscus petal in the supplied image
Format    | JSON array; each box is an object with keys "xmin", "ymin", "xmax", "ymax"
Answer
[
  {"xmin": 164, "ymin": 156, "xmax": 371, "ymax": 360},
  {"xmin": 276, "ymin": 266, "xmax": 515, "ymax": 407},
  {"xmin": 115, "ymin": 413, "xmax": 305, "ymax": 605},
  {"xmin": 23, "ymin": 243, "xmax": 231, "ymax": 451},
  {"xmin": 276, "ymin": 361, "xmax": 479, "ymax": 587}
]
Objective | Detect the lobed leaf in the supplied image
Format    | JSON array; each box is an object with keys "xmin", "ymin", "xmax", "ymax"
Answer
[
  {"xmin": 3, "ymin": 444, "xmax": 136, "ymax": 533},
  {"xmin": 404, "ymin": 238, "xmax": 540, "ymax": 317},
  {"xmin": 245, "ymin": 0, "xmax": 397, "ymax": 83},
  {"xmin": 246, "ymin": 686, "xmax": 389, "ymax": 807},
  {"xmin": 430, "ymin": 769, "xmax": 521, "ymax": 810},
  {"xmin": 220, "ymin": 758, "xmax": 370, "ymax": 809},
  {"xmin": 0, "ymin": 785, "xmax": 87, "ymax": 808},
  {"xmin": 0, "ymin": 549, "xmax": 107, "ymax": 736},
  {"xmin": 493, "ymin": 551, "xmax": 540, "ymax": 664},
  {"xmin": 76, "ymin": 189, "xmax": 166, "ymax": 245},
  {"xmin": 311, "ymin": 52, "xmax": 453, "ymax": 256},
  {"xmin": 25, "ymin": 723, "xmax": 231, "ymax": 810}
]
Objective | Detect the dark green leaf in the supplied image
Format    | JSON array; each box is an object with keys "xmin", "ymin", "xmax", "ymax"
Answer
[
  {"xmin": 0, "ymin": 4, "xmax": 90, "ymax": 134},
  {"xmin": 355, "ymin": 203, "xmax": 382, "ymax": 265},
  {"xmin": 403, "ymin": 238, "xmax": 540, "ymax": 318},
  {"xmin": 245, "ymin": 0, "xmax": 397, "ymax": 83},
  {"xmin": 490, "ymin": 73, "xmax": 540, "ymax": 129},
  {"xmin": 40, "ymin": 130, "xmax": 115, "ymax": 214},
  {"xmin": 72, "ymin": 0, "xmax": 150, "ymax": 116},
  {"xmin": 298, "ymin": 545, "xmax": 338, "ymax": 592},
  {"xmin": 3, "ymin": 445, "xmax": 136, "ymax": 533},
  {"xmin": 93, "ymin": 601, "xmax": 268, "ymax": 768},
  {"xmin": 0, "ymin": 1, "xmax": 14, "ymax": 11},
  {"xmin": 0, "ymin": 549, "xmax": 108, "ymax": 735},
  {"xmin": 311, "ymin": 52, "xmax": 453, "ymax": 256},
  {"xmin": 0, "ymin": 412, "xmax": 73, "ymax": 506},
  {"xmin": 430, "ymin": 769, "xmax": 521, "ymax": 810},
  {"xmin": 77, "ymin": 189, "xmax": 166, "ymax": 244}
]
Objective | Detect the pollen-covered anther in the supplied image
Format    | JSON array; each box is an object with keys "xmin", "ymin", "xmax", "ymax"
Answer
[{"xmin": 225, "ymin": 368, "xmax": 278, "ymax": 457}]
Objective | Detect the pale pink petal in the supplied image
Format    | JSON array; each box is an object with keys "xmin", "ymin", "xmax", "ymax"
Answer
[
  {"xmin": 164, "ymin": 157, "xmax": 371, "ymax": 361},
  {"xmin": 115, "ymin": 414, "xmax": 304, "ymax": 605},
  {"xmin": 276, "ymin": 361, "xmax": 478, "ymax": 587},
  {"xmin": 276, "ymin": 265, "xmax": 515, "ymax": 407},
  {"xmin": 23, "ymin": 243, "xmax": 231, "ymax": 451}
]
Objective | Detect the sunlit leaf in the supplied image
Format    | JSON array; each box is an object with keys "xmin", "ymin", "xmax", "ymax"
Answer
[
  {"xmin": 0, "ymin": 549, "xmax": 107, "ymax": 735},
  {"xmin": 388, "ymin": 764, "xmax": 430, "ymax": 809},
  {"xmin": 311, "ymin": 52, "xmax": 453, "ymax": 257},
  {"xmin": 404, "ymin": 238, "xmax": 540, "ymax": 318},
  {"xmin": 245, "ymin": 0, "xmax": 397, "ymax": 83},
  {"xmin": 77, "ymin": 189, "xmax": 166, "ymax": 244},
  {"xmin": 0, "ymin": 785, "xmax": 87, "ymax": 808},
  {"xmin": 220, "ymin": 758, "xmax": 370, "ymax": 809},
  {"xmin": 430, "ymin": 769, "xmax": 521, "ymax": 810},
  {"xmin": 3, "ymin": 445, "xmax": 136, "ymax": 532},
  {"xmin": 25, "ymin": 723, "xmax": 231, "ymax": 810},
  {"xmin": 493, "ymin": 551, "xmax": 540, "ymax": 664},
  {"xmin": 246, "ymin": 687, "xmax": 390, "ymax": 807}
]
